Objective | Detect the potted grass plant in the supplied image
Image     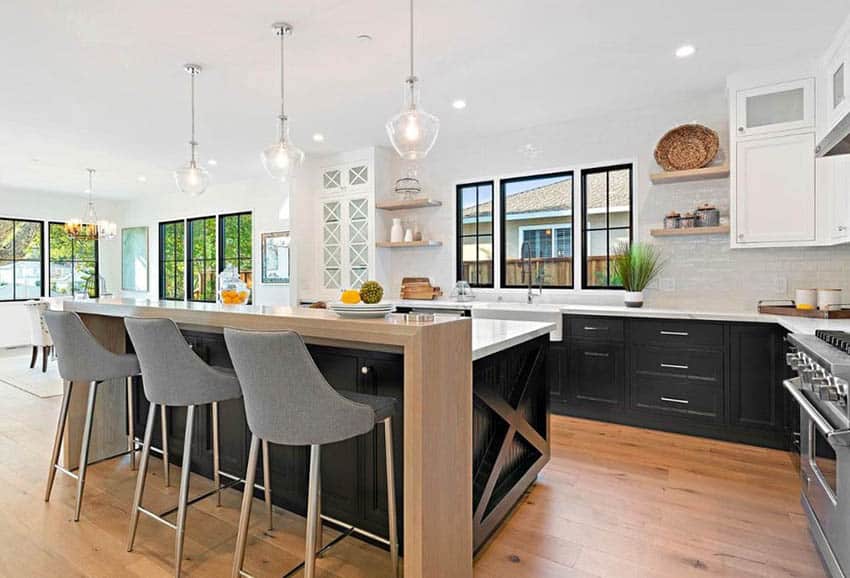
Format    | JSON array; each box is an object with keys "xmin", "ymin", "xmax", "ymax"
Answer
[{"xmin": 610, "ymin": 242, "xmax": 665, "ymax": 308}]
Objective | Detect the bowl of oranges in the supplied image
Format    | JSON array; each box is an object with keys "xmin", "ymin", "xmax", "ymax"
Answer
[{"xmin": 217, "ymin": 265, "xmax": 251, "ymax": 305}]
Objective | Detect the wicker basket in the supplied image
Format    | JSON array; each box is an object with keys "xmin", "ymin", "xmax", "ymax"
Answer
[{"xmin": 654, "ymin": 124, "xmax": 719, "ymax": 171}]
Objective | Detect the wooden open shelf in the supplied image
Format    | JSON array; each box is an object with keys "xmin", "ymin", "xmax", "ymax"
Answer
[
  {"xmin": 376, "ymin": 198, "xmax": 442, "ymax": 211},
  {"xmin": 650, "ymin": 224, "xmax": 730, "ymax": 237},
  {"xmin": 376, "ymin": 240, "xmax": 443, "ymax": 248},
  {"xmin": 650, "ymin": 163, "xmax": 730, "ymax": 184}
]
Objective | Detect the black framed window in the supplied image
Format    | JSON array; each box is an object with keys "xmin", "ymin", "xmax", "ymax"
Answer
[
  {"xmin": 158, "ymin": 220, "xmax": 185, "ymax": 301},
  {"xmin": 187, "ymin": 215, "xmax": 216, "ymax": 302},
  {"xmin": 456, "ymin": 181, "xmax": 494, "ymax": 288},
  {"xmin": 0, "ymin": 218, "xmax": 44, "ymax": 301},
  {"xmin": 500, "ymin": 171, "xmax": 574, "ymax": 289},
  {"xmin": 219, "ymin": 212, "xmax": 253, "ymax": 293},
  {"xmin": 48, "ymin": 222, "xmax": 98, "ymax": 298},
  {"xmin": 581, "ymin": 164, "xmax": 633, "ymax": 288}
]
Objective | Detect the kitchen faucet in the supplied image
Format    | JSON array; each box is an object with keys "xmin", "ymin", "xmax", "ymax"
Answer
[{"xmin": 521, "ymin": 241, "xmax": 544, "ymax": 304}]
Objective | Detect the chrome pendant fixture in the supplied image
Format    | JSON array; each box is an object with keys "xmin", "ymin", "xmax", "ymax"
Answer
[
  {"xmin": 262, "ymin": 22, "xmax": 304, "ymax": 182},
  {"xmin": 174, "ymin": 64, "xmax": 209, "ymax": 196},
  {"xmin": 65, "ymin": 169, "xmax": 116, "ymax": 241},
  {"xmin": 385, "ymin": 0, "xmax": 439, "ymax": 161}
]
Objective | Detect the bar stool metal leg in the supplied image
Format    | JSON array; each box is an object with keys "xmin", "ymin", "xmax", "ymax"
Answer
[
  {"xmin": 73, "ymin": 381, "xmax": 98, "ymax": 522},
  {"xmin": 262, "ymin": 439, "xmax": 273, "ymax": 530},
  {"xmin": 212, "ymin": 401, "xmax": 221, "ymax": 507},
  {"xmin": 161, "ymin": 405, "xmax": 170, "ymax": 487},
  {"xmin": 127, "ymin": 376, "xmax": 136, "ymax": 471},
  {"xmin": 315, "ymin": 466, "xmax": 322, "ymax": 555},
  {"xmin": 231, "ymin": 435, "xmax": 260, "ymax": 578},
  {"xmin": 174, "ymin": 405, "xmax": 195, "ymax": 577},
  {"xmin": 45, "ymin": 379, "xmax": 73, "ymax": 502},
  {"xmin": 384, "ymin": 417, "xmax": 399, "ymax": 577},
  {"xmin": 304, "ymin": 444, "xmax": 321, "ymax": 578},
  {"xmin": 128, "ymin": 403, "xmax": 157, "ymax": 551}
]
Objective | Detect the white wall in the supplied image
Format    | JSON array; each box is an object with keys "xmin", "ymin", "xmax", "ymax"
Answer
[
  {"xmin": 119, "ymin": 179, "xmax": 293, "ymax": 307},
  {"xmin": 373, "ymin": 93, "xmax": 850, "ymax": 311},
  {"xmin": 0, "ymin": 187, "xmax": 125, "ymax": 347}
]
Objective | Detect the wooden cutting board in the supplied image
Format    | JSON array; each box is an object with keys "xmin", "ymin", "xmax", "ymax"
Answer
[{"xmin": 400, "ymin": 277, "xmax": 443, "ymax": 300}]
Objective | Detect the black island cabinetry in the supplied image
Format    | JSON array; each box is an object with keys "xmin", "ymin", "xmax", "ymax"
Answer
[
  {"xmin": 129, "ymin": 330, "xmax": 550, "ymax": 555},
  {"xmin": 549, "ymin": 315, "xmax": 791, "ymax": 449}
]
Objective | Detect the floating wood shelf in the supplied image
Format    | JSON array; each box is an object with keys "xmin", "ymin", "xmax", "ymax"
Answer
[
  {"xmin": 650, "ymin": 164, "xmax": 730, "ymax": 184},
  {"xmin": 650, "ymin": 225, "xmax": 730, "ymax": 237},
  {"xmin": 376, "ymin": 198, "xmax": 442, "ymax": 211},
  {"xmin": 376, "ymin": 240, "xmax": 443, "ymax": 248}
]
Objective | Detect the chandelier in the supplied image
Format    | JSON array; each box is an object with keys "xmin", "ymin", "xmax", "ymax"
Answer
[{"xmin": 64, "ymin": 169, "xmax": 117, "ymax": 241}]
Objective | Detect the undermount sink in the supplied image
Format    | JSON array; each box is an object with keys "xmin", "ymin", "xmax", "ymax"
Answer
[{"xmin": 472, "ymin": 302, "xmax": 563, "ymax": 341}]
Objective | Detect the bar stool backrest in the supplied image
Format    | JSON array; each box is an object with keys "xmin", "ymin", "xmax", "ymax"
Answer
[
  {"xmin": 125, "ymin": 317, "xmax": 241, "ymax": 407},
  {"xmin": 44, "ymin": 310, "xmax": 137, "ymax": 382},
  {"xmin": 224, "ymin": 328, "xmax": 375, "ymax": 446}
]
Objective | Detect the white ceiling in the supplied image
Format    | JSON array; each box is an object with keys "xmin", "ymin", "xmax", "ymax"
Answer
[{"xmin": 0, "ymin": 0, "xmax": 846, "ymax": 200}]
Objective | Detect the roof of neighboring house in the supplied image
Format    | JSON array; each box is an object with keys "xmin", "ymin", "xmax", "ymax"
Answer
[{"xmin": 463, "ymin": 169, "xmax": 629, "ymax": 218}]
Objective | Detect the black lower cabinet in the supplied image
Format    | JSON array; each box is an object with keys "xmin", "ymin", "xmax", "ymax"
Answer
[
  {"xmin": 551, "ymin": 315, "xmax": 789, "ymax": 449},
  {"xmin": 568, "ymin": 342, "xmax": 625, "ymax": 409}
]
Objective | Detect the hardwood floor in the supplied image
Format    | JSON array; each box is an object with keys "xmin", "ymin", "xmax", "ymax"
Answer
[{"xmin": 0, "ymin": 377, "xmax": 826, "ymax": 577}]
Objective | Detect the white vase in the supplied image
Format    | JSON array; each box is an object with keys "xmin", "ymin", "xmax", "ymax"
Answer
[
  {"xmin": 404, "ymin": 228, "xmax": 414, "ymax": 242},
  {"xmin": 624, "ymin": 291, "xmax": 644, "ymax": 308},
  {"xmin": 390, "ymin": 218, "xmax": 404, "ymax": 243}
]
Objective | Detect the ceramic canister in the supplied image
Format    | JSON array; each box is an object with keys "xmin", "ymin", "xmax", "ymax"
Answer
[
  {"xmin": 817, "ymin": 288, "xmax": 843, "ymax": 311},
  {"xmin": 795, "ymin": 288, "xmax": 817, "ymax": 310}
]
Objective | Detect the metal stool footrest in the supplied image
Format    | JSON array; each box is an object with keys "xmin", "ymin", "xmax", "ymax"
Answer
[{"xmin": 53, "ymin": 447, "xmax": 139, "ymax": 481}]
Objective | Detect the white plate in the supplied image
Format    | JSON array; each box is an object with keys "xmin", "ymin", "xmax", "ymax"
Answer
[
  {"xmin": 331, "ymin": 309, "xmax": 392, "ymax": 319},
  {"xmin": 329, "ymin": 302, "xmax": 393, "ymax": 310}
]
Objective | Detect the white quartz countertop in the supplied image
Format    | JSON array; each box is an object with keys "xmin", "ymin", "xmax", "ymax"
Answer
[
  {"xmin": 390, "ymin": 299, "xmax": 850, "ymax": 335},
  {"xmin": 471, "ymin": 318, "xmax": 555, "ymax": 361}
]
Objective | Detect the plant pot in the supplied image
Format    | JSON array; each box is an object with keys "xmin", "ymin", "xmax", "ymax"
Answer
[{"xmin": 624, "ymin": 291, "xmax": 644, "ymax": 308}]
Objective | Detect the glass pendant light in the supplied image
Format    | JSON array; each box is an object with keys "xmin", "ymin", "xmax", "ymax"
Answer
[
  {"xmin": 174, "ymin": 64, "xmax": 209, "ymax": 196},
  {"xmin": 262, "ymin": 23, "xmax": 304, "ymax": 182},
  {"xmin": 386, "ymin": 0, "xmax": 439, "ymax": 161},
  {"xmin": 65, "ymin": 169, "xmax": 116, "ymax": 241}
]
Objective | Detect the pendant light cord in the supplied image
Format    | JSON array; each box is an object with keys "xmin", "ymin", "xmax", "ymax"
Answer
[
  {"xmin": 190, "ymin": 69, "xmax": 197, "ymax": 163},
  {"xmin": 280, "ymin": 28, "xmax": 286, "ymax": 123},
  {"xmin": 409, "ymin": 0, "xmax": 414, "ymax": 79}
]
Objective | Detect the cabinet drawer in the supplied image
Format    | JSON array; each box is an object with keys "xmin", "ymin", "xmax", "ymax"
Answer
[
  {"xmin": 632, "ymin": 376, "xmax": 721, "ymax": 421},
  {"xmin": 632, "ymin": 346, "xmax": 723, "ymax": 383},
  {"xmin": 630, "ymin": 319, "xmax": 723, "ymax": 349},
  {"xmin": 566, "ymin": 316, "xmax": 624, "ymax": 341}
]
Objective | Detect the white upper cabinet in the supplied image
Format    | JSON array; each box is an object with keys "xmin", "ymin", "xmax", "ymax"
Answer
[
  {"xmin": 821, "ymin": 155, "xmax": 850, "ymax": 243},
  {"xmin": 819, "ymin": 27, "xmax": 850, "ymax": 144},
  {"xmin": 735, "ymin": 79, "xmax": 815, "ymax": 139},
  {"xmin": 734, "ymin": 132, "xmax": 816, "ymax": 245}
]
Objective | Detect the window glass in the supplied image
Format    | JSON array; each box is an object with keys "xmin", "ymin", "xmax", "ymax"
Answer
[
  {"xmin": 456, "ymin": 182, "xmax": 494, "ymax": 288},
  {"xmin": 159, "ymin": 221, "xmax": 185, "ymax": 300},
  {"xmin": 582, "ymin": 165, "xmax": 633, "ymax": 288},
  {"xmin": 501, "ymin": 172, "xmax": 573, "ymax": 288},
  {"xmin": 188, "ymin": 216, "xmax": 216, "ymax": 302},
  {"xmin": 49, "ymin": 222, "xmax": 96, "ymax": 298},
  {"xmin": 219, "ymin": 212, "xmax": 253, "ymax": 301}
]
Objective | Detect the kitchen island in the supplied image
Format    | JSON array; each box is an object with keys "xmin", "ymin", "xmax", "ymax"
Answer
[{"xmin": 60, "ymin": 298, "xmax": 553, "ymax": 578}]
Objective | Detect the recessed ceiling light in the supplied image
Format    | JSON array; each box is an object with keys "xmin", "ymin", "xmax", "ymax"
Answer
[
  {"xmin": 312, "ymin": 133, "xmax": 325, "ymax": 142},
  {"xmin": 452, "ymin": 99, "xmax": 467, "ymax": 110},
  {"xmin": 207, "ymin": 159, "xmax": 218, "ymax": 166},
  {"xmin": 675, "ymin": 44, "xmax": 696, "ymax": 58},
  {"xmin": 136, "ymin": 175, "xmax": 147, "ymax": 183},
  {"xmin": 357, "ymin": 34, "xmax": 372, "ymax": 42}
]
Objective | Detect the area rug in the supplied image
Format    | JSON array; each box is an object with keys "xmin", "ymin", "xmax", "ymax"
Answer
[{"xmin": 0, "ymin": 350, "xmax": 63, "ymax": 398}]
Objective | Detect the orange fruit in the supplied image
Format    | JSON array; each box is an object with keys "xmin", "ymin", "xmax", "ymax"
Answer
[{"xmin": 341, "ymin": 289, "xmax": 361, "ymax": 304}]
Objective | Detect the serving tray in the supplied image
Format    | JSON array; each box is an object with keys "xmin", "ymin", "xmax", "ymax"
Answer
[{"xmin": 757, "ymin": 300, "xmax": 850, "ymax": 319}]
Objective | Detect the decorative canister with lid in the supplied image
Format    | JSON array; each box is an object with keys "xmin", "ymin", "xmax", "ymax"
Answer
[
  {"xmin": 695, "ymin": 203, "xmax": 720, "ymax": 227},
  {"xmin": 218, "ymin": 264, "xmax": 251, "ymax": 305},
  {"xmin": 680, "ymin": 212, "xmax": 697, "ymax": 228},
  {"xmin": 663, "ymin": 211, "xmax": 681, "ymax": 229}
]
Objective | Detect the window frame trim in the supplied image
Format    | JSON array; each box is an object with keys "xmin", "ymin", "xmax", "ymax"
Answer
[
  {"xmin": 47, "ymin": 221, "xmax": 99, "ymax": 299},
  {"xmin": 218, "ymin": 211, "xmax": 253, "ymax": 303},
  {"xmin": 499, "ymin": 170, "xmax": 575, "ymax": 290},
  {"xmin": 0, "ymin": 217, "xmax": 45, "ymax": 302},
  {"xmin": 455, "ymin": 180, "xmax": 495, "ymax": 289},
  {"xmin": 186, "ymin": 214, "xmax": 218, "ymax": 303},
  {"xmin": 580, "ymin": 163, "xmax": 634, "ymax": 290}
]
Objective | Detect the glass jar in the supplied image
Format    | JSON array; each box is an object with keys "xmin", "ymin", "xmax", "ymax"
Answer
[{"xmin": 218, "ymin": 265, "xmax": 251, "ymax": 305}]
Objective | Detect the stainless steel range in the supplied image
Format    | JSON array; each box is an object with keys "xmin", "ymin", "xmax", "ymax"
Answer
[{"xmin": 786, "ymin": 331, "xmax": 850, "ymax": 578}]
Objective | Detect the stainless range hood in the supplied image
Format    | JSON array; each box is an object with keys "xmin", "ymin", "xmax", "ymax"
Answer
[{"xmin": 818, "ymin": 111, "xmax": 850, "ymax": 156}]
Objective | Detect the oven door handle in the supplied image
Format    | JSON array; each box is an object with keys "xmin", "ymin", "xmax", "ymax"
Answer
[{"xmin": 783, "ymin": 378, "xmax": 850, "ymax": 446}]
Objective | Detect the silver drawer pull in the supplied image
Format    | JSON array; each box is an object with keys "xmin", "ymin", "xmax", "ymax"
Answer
[
  {"xmin": 660, "ymin": 396, "xmax": 689, "ymax": 404},
  {"xmin": 584, "ymin": 351, "xmax": 610, "ymax": 358},
  {"xmin": 583, "ymin": 326, "xmax": 608, "ymax": 331},
  {"xmin": 660, "ymin": 330, "xmax": 689, "ymax": 336},
  {"xmin": 660, "ymin": 363, "xmax": 689, "ymax": 370}
]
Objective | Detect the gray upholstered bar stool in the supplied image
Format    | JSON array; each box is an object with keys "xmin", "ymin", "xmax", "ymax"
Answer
[
  {"xmin": 224, "ymin": 328, "xmax": 399, "ymax": 578},
  {"xmin": 43, "ymin": 310, "xmax": 142, "ymax": 521},
  {"xmin": 125, "ymin": 317, "xmax": 273, "ymax": 577}
]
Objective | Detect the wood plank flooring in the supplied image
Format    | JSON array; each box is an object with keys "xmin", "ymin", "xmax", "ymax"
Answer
[{"xmin": 0, "ymin": 377, "xmax": 827, "ymax": 577}]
